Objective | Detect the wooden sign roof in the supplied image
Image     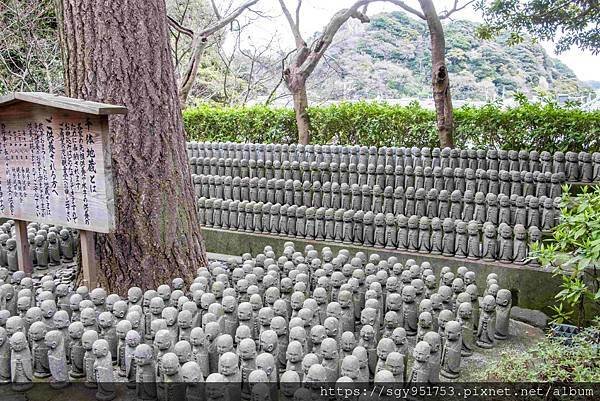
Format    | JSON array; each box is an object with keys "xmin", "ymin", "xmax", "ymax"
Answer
[
  {"xmin": 0, "ymin": 92, "xmax": 126, "ymax": 233},
  {"xmin": 0, "ymin": 92, "xmax": 127, "ymax": 116}
]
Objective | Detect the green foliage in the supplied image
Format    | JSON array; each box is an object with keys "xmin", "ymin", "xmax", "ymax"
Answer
[
  {"xmin": 481, "ymin": 321, "xmax": 600, "ymax": 382},
  {"xmin": 183, "ymin": 100, "xmax": 600, "ymax": 152},
  {"xmin": 0, "ymin": 0, "xmax": 63, "ymax": 93},
  {"xmin": 317, "ymin": 10, "xmax": 592, "ymax": 103},
  {"xmin": 530, "ymin": 186, "xmax": 600, "ymax": 325},
  {"xmin": 476, "ymin": 0, "xmax": 600, "ymax": 55}
]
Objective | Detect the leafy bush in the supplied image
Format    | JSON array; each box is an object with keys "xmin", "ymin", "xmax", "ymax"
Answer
[
  {"xmin": 531, "ymin": 185, "xmax": 600, "ymax": 326},
  {"xmin": 183, "ymin": 100, "xmax": 600, "ymax": 152},
  {"xmin": 481, "ymin": 321, "xmax": 600, "ymax": 382}
]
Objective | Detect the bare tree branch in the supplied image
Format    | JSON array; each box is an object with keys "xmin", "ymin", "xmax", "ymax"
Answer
[
  {"xmin": 439, "ymin": 0, "xmax": 475, "ymax": 20},
  {"xmin": 279, "ymin": 0, "xmax": 306, "ymax": 48},
  {"xmin": 178, "ymin": 0, "xmax": 261, "ymax": 105},
  {"xmin": 386, "ymin": 0, "xmax": 426, "ymax": 19},
  {"xmin": 198, "ymin": 0, "xmax": 259, "ymax": 38},
  {"xmin": 167, "ymin": 15, "xmax": 194, "ymax": 38},
  {"xmin": 209, "ymin": 0, "xmax": 222, "ymax": 20},
  {"xmin": 298, "ymin": 0, "xmax": 376, "ymax": 78},
  {"xmin": 295, "ymin": 0, "xmax": 303, "ymax": 30}
]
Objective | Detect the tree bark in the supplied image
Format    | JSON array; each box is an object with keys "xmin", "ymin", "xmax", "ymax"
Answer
[
  {"xmin": 292, "ymin": 83, "xmax": 310, "ymax": 145},
  {"xmin": 419, "ymin": 0, "xmax": 454, "ymax": 148},
  {"xmin": 57, "ymin": 0, "xmax": 207, "ymax": 294}
]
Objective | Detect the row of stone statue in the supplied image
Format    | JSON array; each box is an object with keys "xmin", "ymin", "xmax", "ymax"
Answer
[
  {"xmin": 187, "ymin": 142, "xmax": 600, "ymax": 183},
  {"xmin": 0, "ymin": 221, "xmax": 78, "ymax": 272},
  {"xmin": 193, "ymin": 176, "xmax": 560, "ymax": 230},
  {"xmin": 190, "ymin": 159, "xmax": 569, "ymax": 199},
  {"xmin": 0, "ymin": 243, "xmax": 512, "ymax": 401},
  {"xmin": 199, "ymin": 197, "xmax": 540, "ymax": 263}
]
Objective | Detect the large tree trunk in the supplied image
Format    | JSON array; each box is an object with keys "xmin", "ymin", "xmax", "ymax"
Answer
[
  {"xmin": 284, "ymin": 68, "xmax": 311, "ymax": 145},
  {"xmin": 292, "ymin": 85, "xmax": 311, "ymax": 145},
  {"xmin": 419, "ymin": 0, "xmax": 454, "ymax": 148},
  {"xmin": 56, "ymin": 0, "xmax": 207, "ymax": 293}
]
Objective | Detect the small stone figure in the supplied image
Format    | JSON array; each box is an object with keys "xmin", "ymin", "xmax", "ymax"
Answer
[
  {"xmin": 441, "ymin": 218, "xmax": 455, "ymax": 256},
  {"xmin": 28, "ymin": 321, "xmax": 50, "ymax": 378},
  {"xmin": 93, "ymin": 339, "xmax": 116, "ymax": 401},
  {"xmin": 45, "ymin": 329, "xmax": 69, "ymax": 388},
  {"xmin": 513, "ymin": 224, "xmax": 528, "ymax": 264},
  {"xmin": 440, "ymin": 320, "xmax": 462, "ymax": 379},
  {"xmin": 454, "ymin": 221, "xmax": 468, "ymax": 258},
  {"xmin": 98, "ymin": 311, "xmax": 118, "ymax": 363},
  {"xmin": 401, "ymin": 286, "xmax": 418, "ymax": 336},
  {"xmin": 481, "ymin": 223, "xmax": 498, "ymax": 261},
  {"xmin": 456, "ymin": 302, "xmax": 475, "ymax": 356},
  {"xmin": 464, "ymin": 221, "xmax": 480, "ymax": 260},
  {"xmin": 497, "ymin": 223, "xmax": 514, "ymax": 263},
  {"xmin": 82, "ymin": 329, "xmax": 99, "ymax": 388},
  {"xmin": 68, "ymin": 321, "xmax": 86, "ymax": 378},
  {"xmin": 162, "ymin": 352, "xmax": 186, "ymax": 401},
  {"xmin": 418, "ymin": 217, "xmax": 431, "ymax": 253},
  {"xmin": 125, "ymin": 330, "xmax": 141, "ymax": 388},
  {"xmin": 59, "ymin": 229, "xmax": 75, "ymax": 262},
  {"xmin": 35, "ymin": 234, "xmax": 49, "ymax": 269},
  {"xmin": 135, "ymin": 343, "xmax": 158, "ymax": 401},
  {"xmin": 5, "ymin": 239, "xmax": 18, "ymax": 272},
  {"xmin": 0, "ymin": 327, "xmax": 10, "ymax": 383},
  {"xmin": 494, "ymin": 289, "xmax": 512, "ymax": 340},
  {"xmin": 47, "ymin": 232, "xmax": 61, "ymax": 266},
  {"xmin": 417, "ymin": 312, "xmax": 433, "ymax": 342},
  {"xmin": 409, "ymin": 341, "xmax": 431, "ymax": 383},
  {"xmin": 477, "ymin": 295, "xmax": 496, "ymax": 349},
  {"xmin": 10, "ymin": 332, "xmax": 33, "ymax": 391}
]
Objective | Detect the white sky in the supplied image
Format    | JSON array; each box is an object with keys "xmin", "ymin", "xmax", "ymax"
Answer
[{"xmin": 230, "ymin": 0, "xmax": 599, "ymax": 81}]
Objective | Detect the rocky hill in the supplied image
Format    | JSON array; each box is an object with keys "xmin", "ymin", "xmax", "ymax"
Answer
[{"xmin": 308, "ymin": 11, "xmax": 591, "ymax": 102}]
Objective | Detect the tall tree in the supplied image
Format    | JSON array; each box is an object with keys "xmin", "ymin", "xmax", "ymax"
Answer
[
  {"xmin": 278, "ymin": 0, "xmax": 378, "ymax": 145},
  {"xmin": 476, "ymin": 0, "xmax": 600, "ymax": 55},
  {"xmin": 389, "ymin": 0, "xmax": 473, "ymax": 148},
  {"xmin": 55, "ymin": 0, "xmax": 207, "ymax": 293},
  {"xmin": 0, "ymin": 0, "xmax": 63, "ymax": 93},
  {"xmin": 167, "ymin": 0, "xmax": 260, "ymax": 106}
]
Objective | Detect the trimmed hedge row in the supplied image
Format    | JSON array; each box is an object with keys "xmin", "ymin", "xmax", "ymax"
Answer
[{"xmin": 182, "ymin": 101, "xmax": 600, "ymax": 152}]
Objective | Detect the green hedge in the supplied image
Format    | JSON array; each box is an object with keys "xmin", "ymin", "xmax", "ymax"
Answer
[{"xmin": 183, "ymin": 101, "xmax": 600, "ymax": 152}]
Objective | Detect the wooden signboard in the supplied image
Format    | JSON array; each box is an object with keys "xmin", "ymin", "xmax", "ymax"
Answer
[{"xmin": 0, "ymin": 92, "xmax": 126, "ymax": 287}]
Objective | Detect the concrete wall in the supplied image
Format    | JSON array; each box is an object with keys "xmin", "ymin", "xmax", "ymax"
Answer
[{"xmin": 202, "ymin": 227, "xmax": 561, "ymax": 316}]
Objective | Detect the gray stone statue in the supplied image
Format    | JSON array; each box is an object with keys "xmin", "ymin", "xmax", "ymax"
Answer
[
  {"xmin": 482, "ymin": 223, "xmax": 498, "ymax": 261},
  {"xmin": 93, "ymin": 339, "xmax": 116, "ymax": 401},
  {"xmin": 440, "ymin": 320, "xmax": 462, "ymax": 379},
  {"xmin": 408, "ymin": 341, "xmax": 431, "ymax": 383},
  {"xmin": 456, "ymin": 302, "xmax": 475, "ymax": 356},
  {"xmin": 467, "ymin": 221, "xmax": 481, "ymax": 259},
  {"xmin": 45, "ymin": 329, "xmax": 69, "ymax": 388},
  {"xmin": 476, "ymin": 295, "xmax": 496, "ymax": 349},
  {"xmin": 68, "ymin": 321, "xmax": 86, "ymax": 379},
  {"xmin": 454, "ymin": 221, "xmax": 468, "ymax": 258},
  {"xmin": 10, "ymin": 332, "xmax": 33, "ymax": 391},
  {"xmin": 497, "ymin": 223, "xmax": 513, "ymax": 263},
  {"xmin": 513, "ymin": 224, "xmax": 528, "ymax": 264},
  {"xmin": 494, "ymin": 289, "xmax": 512, "ymax": 340}
]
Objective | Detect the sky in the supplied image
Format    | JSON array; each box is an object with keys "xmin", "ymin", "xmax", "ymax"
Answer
[{"xmin": 232, "ymin": 0, "xmax": 599, "ymax": 82}]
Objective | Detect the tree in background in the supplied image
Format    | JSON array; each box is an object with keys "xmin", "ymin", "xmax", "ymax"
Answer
[
  {"xmin": 476, "ymin": 0, "xmax": 600, "ymax": 55},
  {"xmin": 168, "ymin": 0, "xmax": 260, "ymax": 106},
  {"xmin": 388, "ymin": 0, "xmax": 475, "ymax": 148},
  {"xmin": 55, "ymin": 0, "xmax": 207, "ymax": 293},
  {"xmin": 278, "ymin": 0, "xmax": 381, "ymax": 145},
  {"xmin": 0, "ymin": 0, "xmax": 63, "ymax": 93}
]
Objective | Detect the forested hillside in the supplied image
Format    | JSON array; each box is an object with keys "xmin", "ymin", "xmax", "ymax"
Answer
[{"xmin": 308, "ymin": 11, "xmax": 590, "ymax": 102}]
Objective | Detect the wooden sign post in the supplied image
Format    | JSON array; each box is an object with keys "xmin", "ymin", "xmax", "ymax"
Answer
[{"xmin": 0, "ymin": 92, "xmax": 126, "ymax": 288}]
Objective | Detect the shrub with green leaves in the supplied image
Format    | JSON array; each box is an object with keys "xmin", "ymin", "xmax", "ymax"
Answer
[
  {"xmin": 481, "ymin": 321, "xmax": 600, "ymax": 382},
  {"xmin": 183, "ymin": 100, "xmax": 600, "ymax": 152},
  {"xmin": 531, "ymin": 185, "xmax": 600, "ymax": 326}
]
